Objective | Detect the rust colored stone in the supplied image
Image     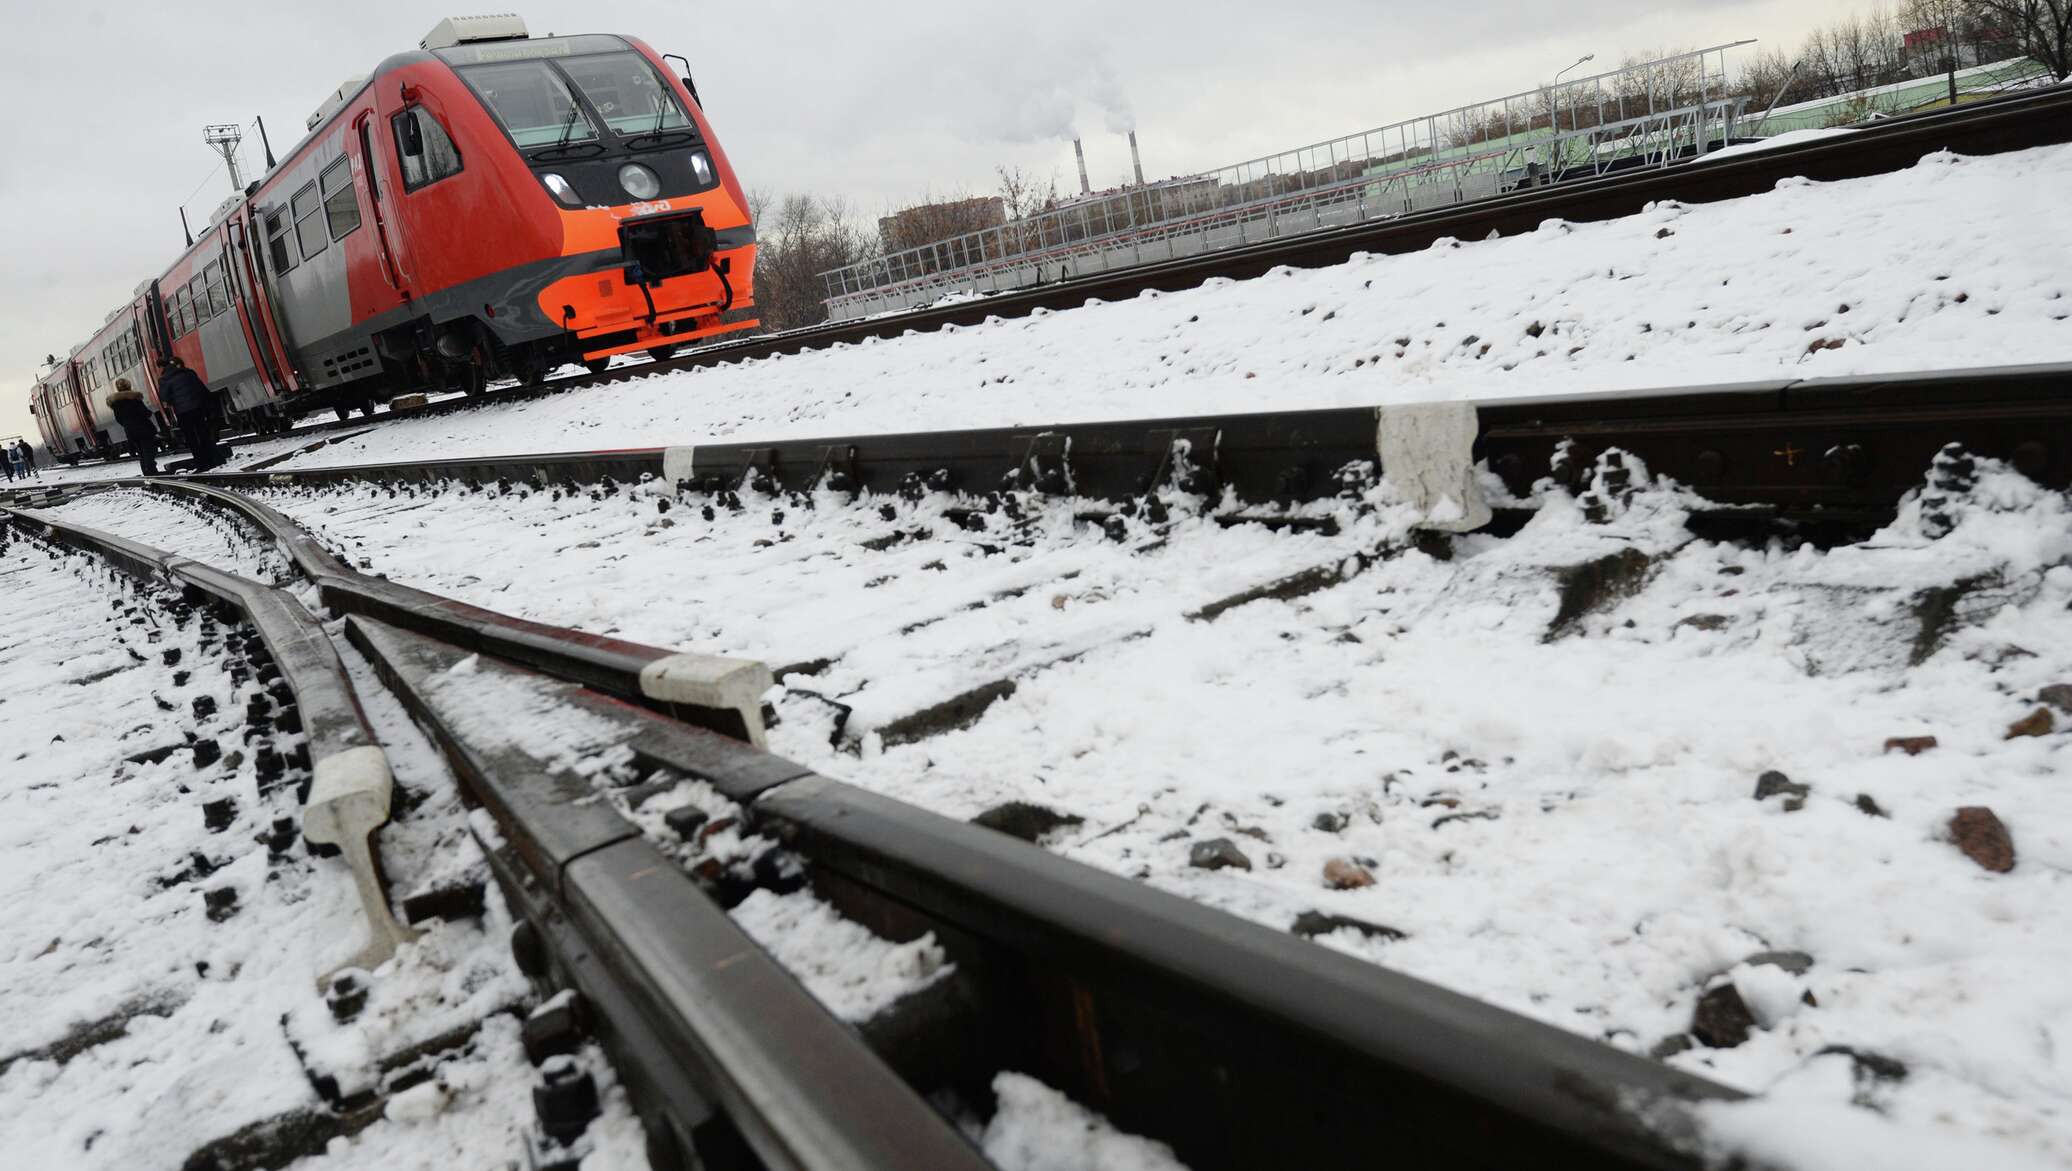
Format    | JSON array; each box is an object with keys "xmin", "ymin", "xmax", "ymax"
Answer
[
  {"xmin": 1323, "ymin": 858, "xmax": 1376, "ymax": 890},
  {"xmin": 2005, "ymin": 708, "xmax": 2055, "ymax": 739},
  {"xmin": 1883, "ymin": 736, "xmax": 1938, "ymax": 756},
  {"xmin": 1950, "ymin": 807, "xmax": 2015, "ymax": 873}
]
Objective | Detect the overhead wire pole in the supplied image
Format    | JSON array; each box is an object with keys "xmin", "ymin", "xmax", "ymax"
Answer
[{"xmin": 203, "ymin": 123, "xmax": 246, "ymax": 193}]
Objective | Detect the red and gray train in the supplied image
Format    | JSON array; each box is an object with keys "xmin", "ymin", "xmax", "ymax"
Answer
[{"xmin": 29, "ymin": 16, "xmax": 756, "ymax": 464}]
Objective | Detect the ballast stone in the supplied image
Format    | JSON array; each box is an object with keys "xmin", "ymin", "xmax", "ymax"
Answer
[
  {"xmin": 639, "ymin": 653, "xmax": 775, "ymax": 749},
  {"xmin": 302, "ymin": 744, "xmax": 419, "ymax": 974},
  {"xmin": 1376, "ymin": 402, "xmax": 1491, "ymax": 533}
]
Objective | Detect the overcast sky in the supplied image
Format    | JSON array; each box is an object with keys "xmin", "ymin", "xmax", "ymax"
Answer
[{"xmin": 0, "ymin": 0, "xmax": 1874, "ymax": 441}]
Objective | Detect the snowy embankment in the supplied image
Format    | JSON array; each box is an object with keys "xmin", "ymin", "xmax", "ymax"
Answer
[
  {"xmin": 32, "ymin": 138, "xmax": 2069, "ymax": 491},
  {"xmin": 0, "ymin": 530, "xmax": 648, "ymax": 1169},
  {"xmin": 45, "ymin": 487, "xmax": 295, "ymax": 584},
  {"xmin": 102, "ymin": 432, "xmax": 2063, "ymax": 1168}
]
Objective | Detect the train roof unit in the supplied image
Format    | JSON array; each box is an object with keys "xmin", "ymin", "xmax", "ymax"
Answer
[{"xmin": 420, "ymin": 15, "xmax": 529, "ymax": 50}]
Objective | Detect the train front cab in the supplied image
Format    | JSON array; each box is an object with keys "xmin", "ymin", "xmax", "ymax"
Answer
[{"xmin": 363, "ymin": 31, "xmax": 758, "ymax": 383}]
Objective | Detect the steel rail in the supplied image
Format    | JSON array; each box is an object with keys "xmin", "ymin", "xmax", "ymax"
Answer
[{"xmin": 149, "ymin": 363, "xmax": 2072, "ymax": 540}]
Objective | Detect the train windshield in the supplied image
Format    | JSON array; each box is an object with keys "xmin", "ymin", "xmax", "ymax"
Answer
[
  {"xmin": 558, "ymin": 51, "xmax": 691, "ymax": 137},
  {"xmin": 457, "ymin": 60, "xmax": 599, "ymax": 148}
]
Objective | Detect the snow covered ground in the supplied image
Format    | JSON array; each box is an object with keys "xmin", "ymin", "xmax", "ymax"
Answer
[
  {"xmin": 26, "ymin": 138, "xmax": 2072, "ymax": 493},
  {"xmin": 0, "ymin": 525, "xmax": 651, "ymax": 1170},
  {"xmin": 40, "ymin": 432, "xmax": 2072, "ymax": 1167}
]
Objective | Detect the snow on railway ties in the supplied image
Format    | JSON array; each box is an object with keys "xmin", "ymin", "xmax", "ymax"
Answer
[
  {"xmin": 13, "ymin": 358, "xmax": 2072, "ymax": 1166},
  {"xmin": 21, "ymin": 454, "xmax": 1773, "ymax": 1168},
  {"xmin": 0, "ymin": 522, "xmax": 549, "ymax": 1170}
]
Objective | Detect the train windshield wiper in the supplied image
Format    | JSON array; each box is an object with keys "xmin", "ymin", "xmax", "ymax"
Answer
[
  {"xmin": 531, "ymin": 141, "xmax": 606, "ymax": 162},
  {"xmin": 622, "ymin": 129, "xmax": 698, "ymax": 151}
]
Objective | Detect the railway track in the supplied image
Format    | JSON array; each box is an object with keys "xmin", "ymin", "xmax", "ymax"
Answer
[
  {"xmin": 66, "ymin": 81, "xmax": 2072, "ymax": 472},
  {"xmin": 4, "ymin": 478, "xmax": 1754, "ymax": 1170},
  {"xmin": 157, "ymin": 363, "xmax": 2072, "ymax": 551},
  {"xmin": 10, "ymin": 345, "xmax": 2070, "ymax": 1167}
]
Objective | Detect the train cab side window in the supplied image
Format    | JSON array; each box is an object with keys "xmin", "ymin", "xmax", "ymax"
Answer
[
  {"xmin": 392, "ymin": 107, "xmax": 463, "ymax": 192},
  {"xmin": 187, "ymin": 275, "xmax": 210, "ymax": 324},
  {"xmin": 292, "ymin": 181, "xmax": 328, "ymax": 260},
  {"xmin": 266, "ymin": 209, "xmax": 297, "ymax": 274},
  {"xmin": 321, "ymin": 157, "xmax": 361, "ymax": 240}
]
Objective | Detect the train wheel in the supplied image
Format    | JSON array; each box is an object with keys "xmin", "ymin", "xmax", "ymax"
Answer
[
  {"xmin": 646, "ymin": 344, "xmax": 679, "ymax": 362},
  {"xmin": 582, "ymin": 358, "xmax": 611, "ymax": 376}
]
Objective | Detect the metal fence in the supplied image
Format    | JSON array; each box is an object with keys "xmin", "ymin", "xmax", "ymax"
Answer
[{"xmin": 823, "ymin": 42, "xmax": 1753, "ymax": 320}]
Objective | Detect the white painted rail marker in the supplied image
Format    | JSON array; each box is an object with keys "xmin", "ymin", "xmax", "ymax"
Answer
[
  {"xmin": 662, "ymin": 446, "xmax": 697, "ymax": 487},
  {"xmin": 640, "ymin": 653, "xmax": 775, "ymax": 749},
  {"xmin": 1377, "ymin": 402, "xmax": 1492, "ymax": 533},
  {"xmin": 302, "ymin": 744, "xmax": 419, "ymax": 975}
]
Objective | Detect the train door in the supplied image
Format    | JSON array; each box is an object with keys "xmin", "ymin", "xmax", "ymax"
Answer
[
  {"xmin": 351, "ymin": 110, "xmax": 412, "ymax": 300},
  {"xmin": 225, "ymin": 211, "xmax": 292, "ymax": 407},
  {"xmin": 234, "ymin": 211, "xmax": 302, "ymax": 399},
  {"xmin": 61, "ymin": 361, "xmax": 101, "ymax": 455}
]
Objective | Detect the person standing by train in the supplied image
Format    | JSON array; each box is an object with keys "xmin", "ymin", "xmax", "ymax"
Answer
[
  {"xmin": 15, "ymin": 439, "xmax": 37, "ymax": 478},
  {"xmin": 6, "ymin": 443, "xmax": 25, "ymax": 482},
  {"xmin": 106, "ymin": 377, "xmax": 160, "ymax": 476},
  {"xmin": 157, "ymin": 357, "xmax": 220, "ymax": 470}
]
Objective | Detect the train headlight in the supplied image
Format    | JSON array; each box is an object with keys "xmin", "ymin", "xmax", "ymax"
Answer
[
  {"xmin": 542, "ymin": 173, "xmax": 583, "ymax": 208},
  {"xmin": 688, "ymin": 151, "xmax": 713, "ymax": 186},
  {"xmin": 617, "ymin": 163, "xmax": 662, "ymax": 201}
]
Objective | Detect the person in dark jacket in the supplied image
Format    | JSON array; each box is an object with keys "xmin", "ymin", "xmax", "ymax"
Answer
[
  {"xmin": 106, "ymin": 377, "xmax": 160, "ymax": 476},
  {"xmin": 14, "ymin": 439, "xmax": 35, "ymax": 477},
  {"xmin": 157, "ymin": 358, "xmax": 221, "ymax": 470}
]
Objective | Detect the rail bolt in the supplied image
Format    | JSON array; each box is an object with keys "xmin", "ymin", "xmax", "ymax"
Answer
[
  {"xmin": 326, "ymin": 969, "xmax": 370, "ymax": 1023},
  {"xmin": 511, "ymin": 920, "xmax": 550, "ymax": 979},
  {"xmin": 522, "ymin": 993, "xmax": 591, "ymax": 1066},
  {"xmin": 533, "ymin": 1057, "xmax": 600, "ymax": 1143}
]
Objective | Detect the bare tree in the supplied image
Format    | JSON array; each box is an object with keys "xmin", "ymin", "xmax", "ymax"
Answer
[
  {"xmin": 1968, "ymin": 0, "xmax": 2072, "ymax": 78},
  {"xmin": 751, "ymin": 194, "xmax": 876, "ymax": 332},
  {"xmin": 995, "ymin": 165, "xmax": 1062, "ymax": 256},
  {"xmin": 1906, "ymin": 0, "xmax": 1972, "ymax": 101},
  {"xmin": 995, "ymin": 165, "xmax": 1058, "ymax": 223}
]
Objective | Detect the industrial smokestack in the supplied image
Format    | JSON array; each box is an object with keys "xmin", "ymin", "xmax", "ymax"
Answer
[
  {"xmin": 1128, "ymin": 131, "xmax": 1145, "ymax": 187},
  {"xmin": 1074, "ymin": 138, "xmax": 1091, "ymax": 195}
]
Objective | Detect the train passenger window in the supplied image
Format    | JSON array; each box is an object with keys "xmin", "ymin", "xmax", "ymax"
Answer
[
  {"xmin": 204, "ymin": 261, "xmax": 228, "ymax": 317},
  {"xmin": 292, "ymin": 181, "xmax": 328, "ymax": 260},
  {"xmin": 174, "ymin": 287, "xmax": 192, "ymax": 336},
  {"xmin": 392, "ymin": 108, "xmax": 464, "ymax": 192},
  {"xmin": 187, "ymin": 276, "xmax": 209, "ymax": 324},
  {"xmin": 266, "ymin": 209, "xmax": 297, "ymax": 274},
  {"xmin": 320, "ymin": 157, "xmax": 361, "ymax": 240}
]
